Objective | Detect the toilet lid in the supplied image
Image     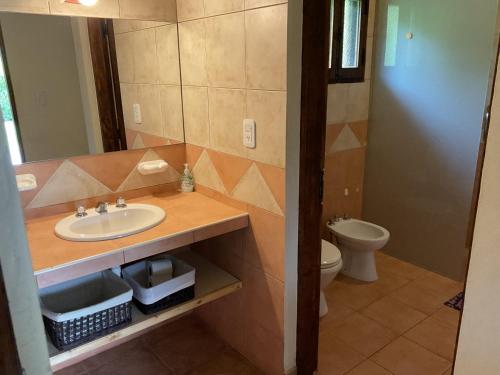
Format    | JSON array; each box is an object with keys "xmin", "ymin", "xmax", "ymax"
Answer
[{"xmin": 321, "ymin": 240, "xmax": 342, "ymax": 268}]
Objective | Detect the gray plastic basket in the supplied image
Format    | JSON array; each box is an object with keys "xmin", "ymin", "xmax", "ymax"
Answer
[{"xmin": 40, "ymin": 270, "xmax": 133, "ymax": 350}]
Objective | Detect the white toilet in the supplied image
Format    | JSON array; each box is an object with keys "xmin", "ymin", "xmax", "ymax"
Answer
[
  {"xmin": 327, "ymin": 219, "xmax": 390, "ymax": 282},
  {"xmin": 320, "ymin": 239, "xmax": 343, "ymax": 317}
]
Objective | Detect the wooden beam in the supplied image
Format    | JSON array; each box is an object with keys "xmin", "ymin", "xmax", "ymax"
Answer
[{"xmin": 296, "ymin": 0, "xmax": 331, "ymax": 374}]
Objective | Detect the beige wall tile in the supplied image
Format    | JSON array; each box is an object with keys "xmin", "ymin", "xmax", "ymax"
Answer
[
  {"xmin": 113, "ymin": 20, "xmax": 168, "ymax": 34},
  {"xmin": 183, "ymin": 86, "xmax": 210, "ymax": 147},
  {"xmin": 119, "ymin": 0, "xmax": 177, "ymax": 22},
  {"xmin": 327, "ymin": 81, "xmax": 371, "ymax": 124},
  {"xmin": 178, "ymin": 19, "xmax": 208, "ymax": 86},
  {"xmin": 156, "ymin": 24, "xmax": 181, "ymax": 85},
  {"xmin": 209, "ymin": 88, "xmax": 246, "ymax": 157},
  {"xmin": 245, "ymin": 4, "xmax": 287, "ymax": 90},
  {"xmin": 177, "ymin": 0, "xmax": 204, "ymax": 22},
  {"xmin": 192, "ymin": 150, "xmax": 227, "ymax": 194},
  {"xmin": 114, "ymin": 32, "xmax": 134, "ymax": 83},
  {"xmin": 205, "ymin": 0, "xmax": 244, "ymax": 17},
  {"xmin": 117, "ymin": 150, "xmax": 180, "ymax": 192},
  {"xmin": 205, "ymin": 12, "xmax": 246, "ymax": 88},
  {"xmin": 0, "ymin": 0, "xmax": 49, "ymax": 14},
  {"xmin": 49, "ymin": 0, "xmax": 119, "ymax": 17},
  {"xmin": 27, "ymin": 160, "xmax": 112, "ymax": 208},
  {"xmin": 132, "ymin": 28, "xmax": 159, "ymax": 83},
  {"xmin": 121, "ymin": 84, "xmax": 164, "ymax": 137},
  {"xmin": 160, "ymin": 85, "xmax": 184, "ymax": 142},
  {"xmin": 245, "ymin": 90, "xmax": 286, "ymax": 167},
  {"xmin": 115, "ymin": 28, "xmax": 159, "ymax": 84},
  {"xmin": 231, "ymin": 163, "xmax": 283, "ymax": 215},
  {"xmin": 245, "ymin": 0, "xmax": 287, "ymax": 10}
]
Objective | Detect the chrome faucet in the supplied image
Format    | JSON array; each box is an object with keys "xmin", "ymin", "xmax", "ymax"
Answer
[
  {"xmin": 75, "ymin": 205, "xmax": 87, "ymax": 217},
  {"xmin": 115, "ymin": 196, "xmax": 127, "ymax": 208},
  {"xmin": 95, "ymin": 201, "xmax": 109, "ymax": 214}
]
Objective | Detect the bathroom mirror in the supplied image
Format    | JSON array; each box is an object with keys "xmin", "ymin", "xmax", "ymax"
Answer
[{"xmin": 0, "ymin": 12, "xmax": 184, "ymax": 165}]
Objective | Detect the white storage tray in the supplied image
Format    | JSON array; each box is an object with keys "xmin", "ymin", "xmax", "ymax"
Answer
[
  {"xmin": 122, "ymin": 255, "xmax": 195, "ymax": 305},
  {"xmin": 39, "ymin": 270, "xmax": 133, "ymax": 323}
]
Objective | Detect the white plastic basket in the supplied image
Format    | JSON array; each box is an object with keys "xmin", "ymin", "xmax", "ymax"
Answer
[{"xmin": 122, "ymin": 255, "xmax": 195, "ymax": 306}]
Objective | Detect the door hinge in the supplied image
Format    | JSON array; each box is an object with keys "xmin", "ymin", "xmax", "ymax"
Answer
[{"xmin": 319, "ymin": 168, "xmax": 325, "ymax": 205}]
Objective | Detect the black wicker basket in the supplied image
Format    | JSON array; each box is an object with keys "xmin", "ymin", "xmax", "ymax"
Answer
[
  {"xmin": 133, "ymin": 284, "xmax": 195, "ymax": 315},
  {"xmin": 44, "ymin": 302, "xmax": 132, "ymax": 351}
]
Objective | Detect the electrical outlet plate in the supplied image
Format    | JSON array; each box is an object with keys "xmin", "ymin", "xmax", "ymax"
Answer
[
  {"xmin": 133, "ymin": 103, "xmax": 142, "ymax": 124},
  {"xmin": 243, "ymin": 119, "xmax": 256, "ymax": 148}
]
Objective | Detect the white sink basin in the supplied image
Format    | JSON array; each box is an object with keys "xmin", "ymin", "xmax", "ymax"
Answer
[{"xmin": 55, "ymin": 204, "xmax": 166, "ymax": 242}]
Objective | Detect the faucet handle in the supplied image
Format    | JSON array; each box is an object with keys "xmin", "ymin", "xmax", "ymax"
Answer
[
  {"xmin": 75, "ymin": 205, "xmax": 87, "ymax": 217},
  {"xmin": 343, "ymin": 213, "xmax": 350, "ymax": 220},
  {"xmin": 95, "ymin": 201, "xmax": 109, "ymax": 214},
  {"xmin": 116, "ymin": 196, "xmax": 127, "ymax": 208}
]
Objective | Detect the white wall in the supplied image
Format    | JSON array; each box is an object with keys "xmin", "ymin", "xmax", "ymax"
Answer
[
  {"xmin": 0, "ymin": 112, "xmax": 50, "ymax": 373},
  {"xmin": 455, "ymin": 49, "xmax": 500, "ymax": 374}
]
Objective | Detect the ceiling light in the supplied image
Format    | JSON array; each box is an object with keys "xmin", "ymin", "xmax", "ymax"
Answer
[{"xmin": 63, "ymin": 0, "xmax": 98, "ymax": 6}]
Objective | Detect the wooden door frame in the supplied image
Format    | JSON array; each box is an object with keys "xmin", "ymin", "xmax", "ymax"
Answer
[
  {"xmin": 87, "ymin": 18, "xmax": 127, "ymax": 153},
  {"xmin": 296, "ymin": 0, "xmax": 331, "ymax": 373},
  {"xmin": 0, "ymin": 263, "xmax": 22, "ymax": 374}
]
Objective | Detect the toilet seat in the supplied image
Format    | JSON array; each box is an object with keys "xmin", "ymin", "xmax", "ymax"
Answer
[{"xmin": 321, "ymin": 240, "xmax": 342, "ymax": 269}]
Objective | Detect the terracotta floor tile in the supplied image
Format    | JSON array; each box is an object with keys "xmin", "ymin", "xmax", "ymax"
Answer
[
  {"xmin": 320, "ymin": 296, "xmax": 355, "ymax": 334},
  {"xmin": 404, "ymin": 316, "xmax": 458, "ymax": 361},
  {"xmin": 188, "ymin": 347, "xmax": 263, "ymax": 374},
  {"xmin": 371, "ymin": 337, "xmax": 451, "ymax": 375},
  {"xmin": 327, "ymin": 313, "xmax": 396, "ymax": 357},
  {"xmin": 318, "ymin": 335, "xmax": 365, "ymax": 375},
  {"xmin": 372, "ymin": 269, "xmax": 411, "ymax": 295},
  {"xmin": 390, "ymin": 281, "xmax": 448, "ymax": 315},
  {"xmin": 55, "ymin": 363, "xmax": 88, "ymax": 375},
  {"xmin": 412, "ymin": 273, "xmax": 463, "ymax": 299},
  {"xmin": 327, "ymin": 275, "xmax": 385, "ymax": 311},
  {"xmin": 87, "ymin": 345, "xmax": 171, "ymax": 375},
  {"xmin": 77, "ymin": 339, "xmax": 145, "ymax": 372},
  {"xmin": 345, "ymin": 360, "xmax": 393, "ymax": 375},
  {"xmin": 376, "ymin": 253, "xmax": 430, "ymax": 280},
  {"xmin": 431, "ymin": 307, "xmax": 461, "ymax": 330},
  {"xmin": 360, "ymin": 296, "xmax": 427, "ymax": 334},
  {"xmin": 146, "ymin": 318, "xmax": 226, "ymax": 374}
]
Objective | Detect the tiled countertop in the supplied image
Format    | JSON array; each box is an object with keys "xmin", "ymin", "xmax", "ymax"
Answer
[{"xmin": 26, "ymin": 192, "xmax": 248, "ymax": 287}]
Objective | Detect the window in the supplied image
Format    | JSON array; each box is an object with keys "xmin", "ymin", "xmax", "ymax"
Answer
[
  {"xmin": 329, "ymin": 0, "xmax": 369, "ymax": 83},
  {"xmin": 0, "ymin": 26, "xmax": 23, "ymax": 165}
]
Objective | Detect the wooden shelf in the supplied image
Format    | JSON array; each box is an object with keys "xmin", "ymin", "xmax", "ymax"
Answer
[{"xmin": 48, "ymin": 251, "xmax": 241, "ymax": 371}]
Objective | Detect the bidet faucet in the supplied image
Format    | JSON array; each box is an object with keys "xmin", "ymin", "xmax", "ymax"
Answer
[{"xmin": 95, "ymin": 201, "xmax": 109, "ymax": 214}]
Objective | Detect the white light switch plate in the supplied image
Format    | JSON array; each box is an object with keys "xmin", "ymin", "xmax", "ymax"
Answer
[
  {"xmin": 243, "ymin": 119, "xmax": 256, "ymax": 148},
  {"xmin": 133, "ymin": 103, "xmax": 142, "ymax": 124}
]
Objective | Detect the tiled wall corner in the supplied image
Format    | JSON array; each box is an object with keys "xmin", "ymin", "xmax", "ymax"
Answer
[
  {"xmin": 324, "ymin": 0, "xmax": 376, "ymax": 238},
  {"xmin": 177, "ymin": 3, "xmax": 288, "ymax": 371},
  {"xmin": 114, "ymin": 21, "xmax": 184, "ymax": 147},
  {"xmin": 322, "ymin": 121, "xmax": 367, "ymax": 239},
  {"xmin": 178, "ymin": 1, "xmax": 287, "ymax": 169},
  {"xmin": 15, "ymin": 144, "xmax": 186, "ymax": 219}
]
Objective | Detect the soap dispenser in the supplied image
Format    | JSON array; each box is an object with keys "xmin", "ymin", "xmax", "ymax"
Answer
[{"xmin": 180, "ymin": 163, "xmax": 194, "ymax": 192}]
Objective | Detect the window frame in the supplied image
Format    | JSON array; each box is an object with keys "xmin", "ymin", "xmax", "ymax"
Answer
[{"xmin": 329, "ymin": 0, "xmax": 370, "ymax": 84}]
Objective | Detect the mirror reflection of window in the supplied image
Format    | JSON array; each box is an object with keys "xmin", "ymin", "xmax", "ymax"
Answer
[
  {"xmin": 342, "ymin": 0, "xmax": 362, "ymax": 69},
  {"xmin": 384, "ymin": 4, "xmax": 400, "ymax": 67},
  {"xmin": 0, "ymin": 44, "xmax": 22, "ymax": 165}
]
